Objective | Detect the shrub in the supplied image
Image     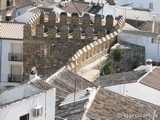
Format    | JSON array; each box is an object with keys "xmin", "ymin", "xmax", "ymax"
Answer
[
  {"xmin": 113, "ymin": 47, "xmax": 122, "ymax": 61},
  {"xmin": 100, "ymin": 61, "xmax": 115, "ymax": 75}
]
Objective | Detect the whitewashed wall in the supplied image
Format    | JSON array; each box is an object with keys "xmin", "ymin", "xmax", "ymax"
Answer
[
  {"xmin": 105, "ymin": 82, "xmax": 160, "ymax": 106},
  {"xmin": 0, "ymin": 88, "xmax": 56, "ymax": 120},
  {"xmin": 116, "ymin": 0, "xmax": 160, "ymax": 12},
  {"xmin": 98, "ymin": 5, "xmax": 159, "ymax": 21},
  {"xmin": 118, "ymin": 32, "xmax": 159, "ymax": 62},
  {"xmin": 1, "ymin": 39, "xmax": 23, "ymax": 82}
]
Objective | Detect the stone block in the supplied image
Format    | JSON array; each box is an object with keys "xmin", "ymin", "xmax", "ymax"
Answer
[
  {"xmin": 48, "ymin": 25, "xmax": 57, "ymax": 39},
  {"xmin": 82, "ymin": 47, "xmax": 87, "ymax": 61},
  {"xmin": 86, "ymin": 45, "xmax": 91, "ymax": 58},
  {"xmin": 60, "ymin": 12, "xmax": 68, "ymax": 25},
  {"xmin": 48, "ymin": 11, "xmax": 56, "ymax": 25},
  {"xmin": 93, "ymin": 41, "xmax": 99, "ymax": 54},
  {"xmin": 36, "ymin": 24, "xmax": 44, "ymax": 38},
  {"xmin": 23, "ymin": 24, "xmax": 32, "ymax": 39},
  {"xmin": 94, "ymin": 14, "xmax": 102, "ymax": 27},
  {"xmin": 89, "ymin": 43, "xmax": 95, "ymax": 56},
  {"xmin": 97, "ymin": 39, "xmax": 103, "ymax": 52},
  {"xmin": 71, "ymin": 13, "xmax": 79, "ymax": 26},
  {"xmin": 106, "ymin": 15, "xmax": 114, "ymax": 30},
  {"xmin": 85, "ymin": 27, "xmax": 94, "ymax": 42},
  {"xmin": 98, "ymin": 28, "xmax": 107, "ymax": 38},
  {"xmin": 73, "ymin": 27, "xmax": 82, "ymax": 41},
  {"xmin": 60, "ymin": 25, "xmax": 69, "ymax": 40},
  {"xmin": 82, "ymin": 13, "xmax": 90, "ymax": 27}
]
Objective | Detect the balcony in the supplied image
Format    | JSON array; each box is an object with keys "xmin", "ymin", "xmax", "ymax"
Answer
[
  {"xmin": 8, "ymin": 74, "xmax": 23, "ymax": 83},
  {"xmin": 8, "ymin": 53, "xmax": 23, "ymax": 61}
]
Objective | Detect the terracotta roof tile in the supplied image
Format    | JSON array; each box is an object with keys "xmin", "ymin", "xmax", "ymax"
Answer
[
  {"xmin": 94, "ymin": 70, "xmax": 146, "ymax": 87},
  {"xmin": 86, "ymin": 88, "xmax": 160, "ymax": 120},
  {"xmin": 140, "ymin": 67, "xmax": 160, "ymax": 91},
  {"xmin": 0, "ymin": 22, "xmax": 24, "ymax": 39}
]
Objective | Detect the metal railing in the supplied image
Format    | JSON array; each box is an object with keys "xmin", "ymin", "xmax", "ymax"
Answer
[
  {"xmin": 8, "ymin": 74, "xmax": 23, "ymax": 82},
  {"xmin": 8, "ymin": 53, "xmax": 23, "ymax": 61}
]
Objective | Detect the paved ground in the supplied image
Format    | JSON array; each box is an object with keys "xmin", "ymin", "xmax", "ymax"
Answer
[{"xmin": 78, "ymin": 54, "xmax": 108, "ymax": 81}]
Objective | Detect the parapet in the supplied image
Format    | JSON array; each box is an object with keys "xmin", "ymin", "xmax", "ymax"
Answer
[
  {"xmin": 36, "ymin": 24, "xmax": 44, "ymax": 38},
  {"xmin": 24, "ymin": 11, "xmax": 125, "ymax": 43},
  {"xmin": 66, "ymin": 28, "xmax": 123, "ymax": 72},
  {"xmin": 23, "ymin": 24, "xmax": 32, "ymax": 39}
]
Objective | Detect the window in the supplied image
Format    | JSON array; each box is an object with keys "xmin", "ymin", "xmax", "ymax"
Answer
[
  {"xmin": 8, "ymin": 65, "xmax": 23, "ymax": 82},
  {"xmin": 11, "ymin": 43, "xmax": 23, "ymax": 53},
  {"xmin": 20, "ymin": 114, "xmax": 29, "ymax": 120},
  {"xmin": 8, "ymin": 43, "xmax": 23, "ymax": 61},
  {"xmin": 151, "ymin": 38, "xmax": 155, "ymax": 43},
  {"xmin": 149, "ymin": 3, "xmax": 153, "ymax": 11},
  {"xmin": 7, "ymin": 0, "xmax": 13, "ymax": 6}
]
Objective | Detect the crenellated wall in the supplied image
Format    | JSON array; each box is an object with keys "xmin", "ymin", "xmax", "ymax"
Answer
[
  {"xmin": 65, "ymin": 29, "xmax": 124, "ymax": 73},
  {"xmin": 27, "ymin": 11, "xmax": 41, "ymax": 36},
  {"xmin": 23, "ymin": 10, "xmax": 125, "ymax": 78}
]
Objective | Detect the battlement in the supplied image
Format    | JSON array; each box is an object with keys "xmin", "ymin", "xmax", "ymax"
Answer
[
  {"xmin": 66, "ymin": 29, "xmax": 122, "ymax": 72},
  {"xmin": 24, "ymin": 11, "xmax": 125, "ymax": 43},
  {"xmin": 23, "ymin": 10, "xmax": 125, "ymax": 78}
]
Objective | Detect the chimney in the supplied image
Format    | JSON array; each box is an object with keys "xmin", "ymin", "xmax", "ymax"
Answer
[
  {"xmin": 146, "ymin": 59, "xmax": 153, "ymax": 72},
  {"xmin": 29, "ymin": 67, "xmax": 41, "ymax": 81},
  {"xmin": 152, "ymin": 15, "xmax": 157, "ymax": 33}
]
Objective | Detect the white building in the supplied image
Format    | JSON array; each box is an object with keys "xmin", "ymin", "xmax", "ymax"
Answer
[
  {"xmin": 116, "ymin": 0, "xmax": 160, "ymax": 12},
  {"xmin": 97, "ymin": 4, "xmax": 160, "ymax": 21},
  {"xmin": 0, "ymin": 22, "xmax": 24, "ymax": 83},
  {"xmin": 95, "ymin": 65, "xmax": 160, "ymax": 106},
  {"xmin": 0, "ymin": 80, "xmax": 56, "ymax": 120},
  {"xmin": 118, "ymin": 30, "xmax": 159, "ymax": 62}
]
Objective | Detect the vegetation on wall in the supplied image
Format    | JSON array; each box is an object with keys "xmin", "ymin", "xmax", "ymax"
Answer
[
  {"xmin": 100, "ymin": 61, "xmax": 115, "ymax": 76},
  {"xmin": 113, "ymin": 47, "xmax": 122, "ymax": 61}
]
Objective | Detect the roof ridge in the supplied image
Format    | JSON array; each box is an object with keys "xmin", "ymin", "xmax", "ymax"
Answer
[{"xmin": 137, "ymin": 66, "xmax": 156, "ymax": 83}]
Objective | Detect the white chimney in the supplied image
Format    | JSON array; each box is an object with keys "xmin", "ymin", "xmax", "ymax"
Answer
[
  {"xmin": 146, "ymin": 59, "xmax": 153, "ymax": 72},
  {"xmin": 152, "ymin": 15, "xmax": 157, "ymax": 33},
  {"xmin": 29, "ymin": 67, "xmax": 41, "ymax": 81}
]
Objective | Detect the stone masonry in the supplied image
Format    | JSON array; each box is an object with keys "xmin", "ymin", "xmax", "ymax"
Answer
[
  {"xmin": 23, "ymin": 10, "xmax": 125, "ymax": 79},
  {"xmin": 108, "ymin": 42, "xmax": 145, "ymax": 72}
]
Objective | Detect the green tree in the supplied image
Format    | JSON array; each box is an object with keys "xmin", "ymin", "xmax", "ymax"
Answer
[{"xmin": 100, "ymin": 61, "xmax": 115, "ymax": 75}]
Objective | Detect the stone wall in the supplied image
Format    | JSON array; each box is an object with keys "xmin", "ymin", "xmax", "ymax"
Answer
[
  {"xmin": 23, "ymin": 11, "xmax": 125, "ymax": 78},
  {"xmin": 36, "ymin": 11, "xmax": 118, "ymax": 33},
  {"xmin": 27, "ymin": 11, "xmax": 41, "ymax": 35},
  {"xmin": 107, "ymin": 42, "xmax": 145, "ymax": 72}
]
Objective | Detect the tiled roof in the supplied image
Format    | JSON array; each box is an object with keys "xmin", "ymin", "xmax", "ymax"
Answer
[
  {"xmin": 139, "ymin": 21, "xmax": 160, "ymax": 33},
  {"xmin": 56, "ymin": 88, "xmax": 96, "ymax": 119},
  {"xmin": 139, "ymin": 67, "xmax": 160, "ymax": 91},
  {"xmin": 56, "ymin": 2, "xmax": 92, "ymax": 14},
  {"xmin": 0, "ymin": 22, "xmax": 24, "ymax": 40},
  {"xmin": 30, "ymin": 80, "xmax": 54, "ymax": 91},
  {"xmin": 86, "ymin": 88, "xmax": 160, "ymax": 120},
  {"xmin": 15, "ymin": 0, "xmax": 33, "ymax": 8},
  {"xmin": 56, "ymin": 87, "xmax": 160, "ymax": 120},
  {"xmin": 94, "ymin": 70, "xmax": 146, "ymax": 87},
  {"xmin": 122, "ymin": 30, "xmax": 158, "ymax": 37},
  {"xmin": 46, "ymin": 67, "xmax": 95, "ymax": 100}
]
